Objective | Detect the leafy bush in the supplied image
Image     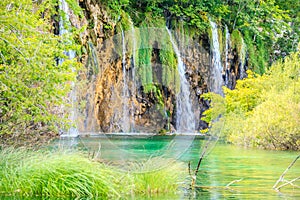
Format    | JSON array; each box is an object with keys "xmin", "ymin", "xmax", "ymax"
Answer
[
  {"xmin": 203, "ymin": 50, "xmax": 300, "ymax": 150},
  {"xmin": 0, "ymin": 0, "xmax": 80, "ymax": 144}
]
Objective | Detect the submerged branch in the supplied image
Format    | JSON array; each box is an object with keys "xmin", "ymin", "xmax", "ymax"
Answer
[
  {"xmin": 275, "ymin": 176, "xmax": 300, "ymax": 191},
  {"xmin": 226, "ymin": 178, "xmax": 243, "ymax": 188},
  {"xmin": 273, "ymin": 154, "xmax": 300, "ymax": 191}
]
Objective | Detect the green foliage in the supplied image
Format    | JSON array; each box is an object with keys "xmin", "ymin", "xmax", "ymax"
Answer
[
  {"xmin": 102, "ymin": 0, "xmax": 129, "ymax": 21},
  {"xmin": 65, "ymin": 0, "xmax": 84, "ymax": 18},
  {"xmin": 204, "ymin": 50, "xmax": 300, "ymax": 150},
  {"xmin": 244, "ymin": 30, "xmax": 269, "ymax": 74},
  {"xmin": 159, "ymin": 29, "xmax": 180, "ymax": 93},
  {"xmin": 231, "ymin": 29, "xmax": 246, "ymax": 64},
  {"xmin": 116, "ymin": 10, "xmax": 132, "ymax": 32},
  {"xmin": 136, "ymin": 24, "xmax": 156, "ymax": 92},
  {"xmin": 275, "ymin": 0, "xmax": 300, "ymax": 54},
  {"xmin": 201, "ymin": 92, "xmax": 225, "ymax": 125},
  {"xmin": 106, "ymin": 0, "xmax": 297, "ymax": 76},
  {"xmin": 0, "ymin": 0, "xmax": 80, "ymax": 139},
  {"xmin": 107, "ymin": 0, "xmax": 296, "ymax": 75}
]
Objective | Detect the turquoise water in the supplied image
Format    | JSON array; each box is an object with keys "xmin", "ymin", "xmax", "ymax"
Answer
[{"xmin": 57, "ymin": 135, "xmax": 300, "ymax": 199}]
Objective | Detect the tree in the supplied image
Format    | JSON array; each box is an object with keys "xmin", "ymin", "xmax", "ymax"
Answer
[
  {"xmin": 203, "ymin": 48, "xmax": 300, "ymax": 150},
  {"xmin": 0, "ymin": 0, "xmax": 79, "ymax": 145}
]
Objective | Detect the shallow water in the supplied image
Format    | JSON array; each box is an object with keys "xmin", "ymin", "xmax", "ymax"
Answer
[
  {"xmin": 56, "ymin": 135, "xmax": 300, "ymax": 199},
  {"xmin": 2, "ymin": 135, "xmax": 299, "ymax": 199}
]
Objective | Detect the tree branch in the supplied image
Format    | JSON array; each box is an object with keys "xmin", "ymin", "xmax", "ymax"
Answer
[
  {"xmin": 226, "ymin": 178, "xmax": 243, "ymax": 188},
  {"xmin": 273, "ymin": 154, "xmax": 300, "ymax": 190},
  {"xmin": 275, "ymin": 176, "xmax": 300, "ymax": 191}
]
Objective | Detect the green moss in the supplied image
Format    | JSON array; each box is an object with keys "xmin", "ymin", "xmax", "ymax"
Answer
[
  {"xmin": 115, "ymin": 11, "xmax": 132, "ymax": 33},
  {"xmin": 159, "ymin": 29, "xmax": 181, "ymax": 94},
  {"xmin": 231, "ymin": 29, "xmax": 246, "ymax": 64},
  {"xmin": 65, "ymin": 0, "xmax": 84, "ymax": 18},
  {"xmin": 244, "ymin": 30, "xmax": 269, "ymax": 74},
  {"xmin": 207, "ymin": 26, "xmax": 213, "ymax": 45},
  {"xmin": 137, "ymin": 26, "xmax": 152, "ymax": 90},
  {"xmin": 217, "ymin": 27, "xmax": 223, "ymax": 54}
]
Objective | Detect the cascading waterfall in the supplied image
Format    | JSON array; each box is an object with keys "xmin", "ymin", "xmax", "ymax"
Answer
[
  {"xmin": 166, "ymin": 27, "xmax": 195, "ymax": 133},
  {"xmin": 121, "ymin": 29, "xmax": 130, "ymax": 132},
  {"xmin": 130, "ymin": 25, "xmax": 137, "ymax": 131},
  {"xmin": 239, "ymin": 38, "xmax": 247, "ymax": 79},
  {"xmin": 59, "ymin": 0, "xmax": 78, "ymax": 136},
  {"xmin": 209, "ymin": 20, "xmax": 224, "ymax": 95},
  {"xmin": 59, "ymin": 0, "xmax": 76, "ymax": 61},
  {"xmin": 83, "ymin": 41, "xmax": 99, "ymax": 132},
  {"xmin": 224, "ymin": 26, "xmax": 230, "ymax": 87}
]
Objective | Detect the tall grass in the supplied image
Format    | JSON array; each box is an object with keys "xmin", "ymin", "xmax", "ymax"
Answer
[
  {"xmin": 0, "ymin": 148, "xmax": 131, "ymax": 199},
  {"xmin": 0, "ymin": 149, "xmax": 187, "ymax": 199},
  {"xmin": 131, "ymin": 158, "xmax": 186, "ymax": 195}
]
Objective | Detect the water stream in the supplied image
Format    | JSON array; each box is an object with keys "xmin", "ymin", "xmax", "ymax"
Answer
[
  {"xmin": 239, "ymin": 37, "xmax": 247, "ymax": 79},
  {"xmin": 130, "ymin": 25, "xmax": 137, "ymax": 131},
  {"xmin": 59, "ymin": 0, "xmax": 78, "ymax": 137},
  {"xmin": 209, "ymin": 20, "xmax": 224, "ymax": 95},
  {"xmin": 224, "ymin": 25, "xmax": 230, "ymax": 87},
  {"xmin": 166, "ymin": 27, "xmax": 195, "ymax": 133},
  {"xmin": 83, "ymin": 41, "xmax": 99, "ymax": 132},
  {"xmin": 121, "ymin": 29, "xmax": 130, "ymax": 132}
]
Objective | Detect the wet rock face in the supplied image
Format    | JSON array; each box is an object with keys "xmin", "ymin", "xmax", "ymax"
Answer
[
  {"xmin": 91, "ymin": 36, "xmax": 212, "ymax": 132},
  {"xmin": 74, "ymin": 1, "xmax": 246, "ymax": 133}
]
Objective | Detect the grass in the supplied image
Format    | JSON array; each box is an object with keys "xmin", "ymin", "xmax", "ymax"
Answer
[
  {"xmin": 0, "ymin": 148, "xmax": 187, "ymax": 199},
  {"xmin": 131, "ymin": 157, "xmax": 186, "ymax": 195}
]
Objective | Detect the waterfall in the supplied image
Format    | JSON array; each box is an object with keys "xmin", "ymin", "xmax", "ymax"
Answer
[
  {"xmin": 59, "ymin": 0, "xmax": 76, "ymax": 61},
  {"xmin": 59, "ymin": 0, "xmax": 78, "ymax": 136},
  {"xmin": 83, "ymin": 41, "xmax": 99, "ymax": 132},
  {"xmin": 239, "ymin": 38, "xmax": 247, "ymax": 79},
  {"xmin": 130, "ymin": 25, "xmax": 136, "ymax": 131},
  {"xmin": 209, "ymin": 20, "xmax": 224, "ymax": 95},
  {"xmin": 121, "ymin": 29, "xmax": 130, "ymax": 132},
  {"xmin": 166, "ymin": 27, "xmax": 195, "ymax": 133},
  {"xmin": 225, "ymin": 26, "xmax": 230, "ymax": 86}
]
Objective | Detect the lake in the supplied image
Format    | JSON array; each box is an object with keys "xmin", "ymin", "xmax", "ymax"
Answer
[{"xmin": 56, "ymin": 135, "xmax": 300, "ymax": 199}]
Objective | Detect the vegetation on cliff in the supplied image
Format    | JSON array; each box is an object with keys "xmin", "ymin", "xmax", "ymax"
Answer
[
  {"xmin": 105, "ymin": 0, "xmax": 298, "ymax": 73},
  {"xmin": 0, "ymin": 0, "xmax": 299, "ymax": 148},
  {"xmin": 202, "ymin": 49, "xmax": 300, "ymax": 150}
]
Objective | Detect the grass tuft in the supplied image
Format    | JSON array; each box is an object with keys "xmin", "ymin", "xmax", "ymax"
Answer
[{"xmin": 0, "ymin": 148, "xmax": 187, "ymax": 199}]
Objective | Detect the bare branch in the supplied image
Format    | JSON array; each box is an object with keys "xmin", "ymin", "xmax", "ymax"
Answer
[
  {"xmin": 275, "ymin": 176, "xmax": 300, "ymax": 191},
  {"xmin": 273, "ymin": 154, "xmax": 300, "ymax": 190},
  {"xmin": 226, "ymin": 178, "xmax": 243, "ymax": 188},
  {"xmin": 0, "ymin": 36, "xmax": 26, "ymax": 59}
]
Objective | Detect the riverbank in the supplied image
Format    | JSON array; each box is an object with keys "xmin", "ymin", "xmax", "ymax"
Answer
[{"xmin": 60, "ymin": 132, "xmax": 207, "ymax": 139}]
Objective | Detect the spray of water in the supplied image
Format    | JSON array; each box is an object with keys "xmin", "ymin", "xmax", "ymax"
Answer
[
  {"xmin": 59, "ymin": 0, "xmax": 78, "ymax": 137},
  {"xmin": 121, "ymin": 29, "xmax": 130, "ymax": 132},
  {"xmin": 209, "ymin": 20, "xmax": 224, "ymax": 95},
  {"xmin": 166, "ymin": 27, "xmax": 195, "ymax": 133}
]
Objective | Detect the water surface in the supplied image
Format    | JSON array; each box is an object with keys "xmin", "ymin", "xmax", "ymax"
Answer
[{"xmin": 57, "ymin": 135, "xmax": 300, "ymax": 199}]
